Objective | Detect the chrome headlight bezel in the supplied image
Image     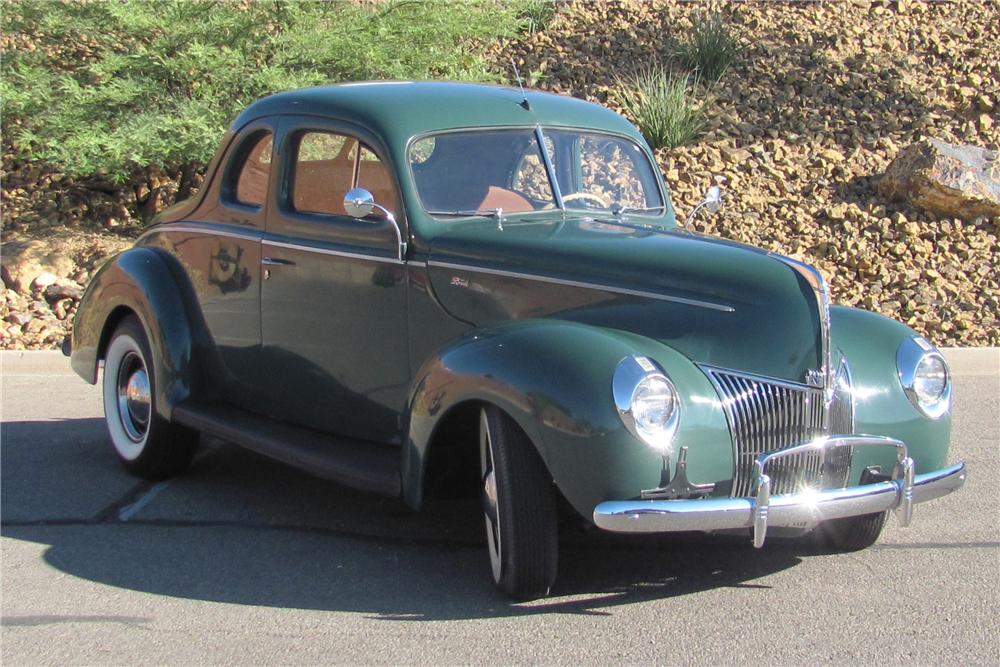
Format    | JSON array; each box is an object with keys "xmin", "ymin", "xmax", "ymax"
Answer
[
  {"xmin": 612, "ymin": 355, "xmax": 680, "ymax": 452},
  {"xmin": 896, "ymin": 336, "xmax": 951, "ymax": 419}
]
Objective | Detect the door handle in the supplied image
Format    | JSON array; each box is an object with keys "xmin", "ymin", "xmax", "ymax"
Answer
[{"xmin": 262, "ymin": 256, "xmax": 296, "ymax": 266}]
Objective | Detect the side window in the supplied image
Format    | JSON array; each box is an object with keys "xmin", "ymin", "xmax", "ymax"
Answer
[
  {"xmin": 234, "ymin": 133, "xmax": 272, "ymax": 207},
  {"xmin": 357, "ymin": 145, "xmax": 397, "ymax": 217},
  {"xmin": 292, "ymin": 132, "xmax": 358, "ymax": 215}
]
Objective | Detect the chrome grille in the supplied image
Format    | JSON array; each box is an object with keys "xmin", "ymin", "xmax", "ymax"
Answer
[{"xmin": 706, "ymin": 366, "xmax": 854, "ymax": 497}]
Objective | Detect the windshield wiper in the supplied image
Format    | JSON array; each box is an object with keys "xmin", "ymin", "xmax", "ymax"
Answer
[
  {"xmin": 427, "ymin": 207, "xmax": 507, "ymax": 230},
  {"xmin": 610, "ymin": 203, "xmax": 665, "ymax": 216},
  {"xmin": 426, "ymin": 208, "xmax": 503, "ymax": 218}
]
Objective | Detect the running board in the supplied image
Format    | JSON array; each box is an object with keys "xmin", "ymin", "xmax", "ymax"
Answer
[{"xmin": 172, "ymin": 401, "xmax": 401, "ymax": 497}]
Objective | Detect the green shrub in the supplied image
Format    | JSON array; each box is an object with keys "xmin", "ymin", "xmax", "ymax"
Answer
[
  {"xmin": 614, "ymin": 65, "xmax": 710, "ymax": 151},
  {"xmin": 1, "ymin": 0, "xmax": 537, "ymax": 184},
  {"xmin": 517, "ymin": 0, "xmax": 558, "ymax": 35},
  {"xmin": 674, "ymin": 11, "xmax": 738, "ymax": 82}
]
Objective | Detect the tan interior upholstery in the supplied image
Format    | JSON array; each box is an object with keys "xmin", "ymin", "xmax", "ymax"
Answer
[
  {"xmin": 478, "ymin": 186, "xmax": 533, "ymax": 213},
  {"xmin": 358, "ymin": 159, "xmax": 397, "ymax": 217},
  {"xmin": 293, "ymin": 139, "xmax": 356, "ymax": 215},
  {"xmin": 235, "ymin": 136, "xmax": 272, "ymax": 206},
  {"xmin": 292, "ymin": 138, "xmax": 398, "ymax": 217}
]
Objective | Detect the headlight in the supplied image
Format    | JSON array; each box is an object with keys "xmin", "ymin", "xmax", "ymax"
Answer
[
  {"xmin": 896, "ymin": 336, "xmax": 951, "ymax": 419},
  {"xmin": 612, "ymin": 355, "xmax": 680, "ymax": 452}
]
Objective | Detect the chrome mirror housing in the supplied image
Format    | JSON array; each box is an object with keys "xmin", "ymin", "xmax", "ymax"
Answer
[
  {"xmin": 684, "ymin": 185, "xmax": 724, "ymax": 229},
  {"xmin": 704, "ymin": 185, "xmax": 722, "ymax": 214},
  {"xmin": 343, "ymin": 187, "xmax": 408, "ymax": 261},
  {"xmin": 344, "ymin": 187, "xmax": 376, "ymax": 219}
]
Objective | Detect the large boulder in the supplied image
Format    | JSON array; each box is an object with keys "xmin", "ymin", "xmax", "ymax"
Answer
[
  {"xmin": 0, "ymin": 240, "xmax": 75, "ymax": 293},
  {"xmin": 878, "ymin": 139, "xmax": 1000, "ymax": 221}
]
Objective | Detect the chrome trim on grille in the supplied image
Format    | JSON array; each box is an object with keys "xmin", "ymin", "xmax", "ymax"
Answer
[
  {"xmin": 703, "ymin": 363, "xmax": 855, "ymax": 498},
  {"xmin": 769, "ymin": 253, "xmax": 832, "ymax": 393}
]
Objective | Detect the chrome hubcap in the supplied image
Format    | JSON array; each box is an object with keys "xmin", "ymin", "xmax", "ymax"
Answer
[
  {"xmin": 116, "ymin": 352, "xmax": 150, "ymax": 443},
  {"xmin": 483, "ymin": 469, "xmax": 498, "ymax": 519}
]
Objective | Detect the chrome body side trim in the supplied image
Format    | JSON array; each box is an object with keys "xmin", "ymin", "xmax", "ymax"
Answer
[
  {"xmin": 146, "ymin": 224, "xmax": 408, "ymax": 265},
  {"xmin": 426, "ymin": 260, "xmax": 735, "ymax": 312},
  {"xmin": 262, "ymin": 239, "xmax": 406, "ymax": 265},
  {"xmin": 142, "ymin": 223, "xmax": 263, "ymax": 243}
]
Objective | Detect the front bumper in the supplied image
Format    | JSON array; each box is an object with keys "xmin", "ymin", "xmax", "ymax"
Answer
[{"xmin": 593, "ymin": 435, "xmax": 966, "ymax": 547}]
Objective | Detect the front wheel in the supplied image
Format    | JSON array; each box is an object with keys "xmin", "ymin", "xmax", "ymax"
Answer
[
  {"xmin": 102, "ymin": 315, "xmax": 198, "ymax": 480},
  {"xmin": 480, "ymin": 406, "xmax": 558, "ymax": 599},
  {"xmin": 812, "ymin": 511, "xmax": 888, "ymax": 551}
]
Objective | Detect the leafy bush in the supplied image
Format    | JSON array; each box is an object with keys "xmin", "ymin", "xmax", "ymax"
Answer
[
  {"xmin": 674, "ymin": 11, "xmax": 739, "ymax": 82},
  {"xmin": 614, "ymin": 65, "xmax": 710, "ymax": 151},
  {"xmin": 1, "ymin": 0, "xmax": 537, "ymax": 184}
]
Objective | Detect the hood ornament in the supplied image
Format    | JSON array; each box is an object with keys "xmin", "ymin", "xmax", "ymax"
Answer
[{"xmin": 804, "ymin": 368, "xmax": 825, "ymax": 388}]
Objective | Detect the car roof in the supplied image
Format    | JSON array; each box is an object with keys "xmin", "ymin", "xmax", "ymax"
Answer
[{"xmin": 231, "ymin": 80, "xmax": 639, "ymax": 148}]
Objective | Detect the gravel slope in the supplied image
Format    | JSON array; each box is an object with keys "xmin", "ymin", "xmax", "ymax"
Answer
[{"xmin": 502, "ymin": 0, "xmax": 999, "ymax": 346}]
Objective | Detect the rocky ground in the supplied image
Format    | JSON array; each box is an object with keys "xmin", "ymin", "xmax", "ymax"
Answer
[
  {"xmin": 2, "ymin": 0, "xmax": 998, "ymax": 349},
  {"xmin": 505, "ymin": 0, "xmax": 999, "ymax": 346}
]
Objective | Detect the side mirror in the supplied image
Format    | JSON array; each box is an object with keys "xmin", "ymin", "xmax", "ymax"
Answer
[
  {"xmin": 704, "ymin": 185, "xmax": 722, "ymax": 214},
  {"xmin": 685, "ymin": 185, "xmax": 724, "ymax": 229},
  {"xmin": 342, "ymin": 187, "xmax": 408, "ymax": 262},
  {"xmin": 344, "ymin": 187, "xmax": 375, "ymax": 219}
]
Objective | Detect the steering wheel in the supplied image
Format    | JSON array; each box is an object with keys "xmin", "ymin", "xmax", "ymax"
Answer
[{"xmin": 561, "ymin": 191, "xmax": 611, "ymax": 208}]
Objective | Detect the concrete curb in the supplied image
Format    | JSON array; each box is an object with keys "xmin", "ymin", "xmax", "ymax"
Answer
[{"xmin": 2, "ymin": 347, "xmax": 997, "ymax": 376}]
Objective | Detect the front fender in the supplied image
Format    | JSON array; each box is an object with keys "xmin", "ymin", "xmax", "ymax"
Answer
[
  {"xmin": 71, "ymin": 247, "xmax": 205, "ymax": 421},
  {"xmin": 402, "ymin": 319, "xmax": 731, "ymax": 517},
  {"xmin": 831, "ymin": 306, "xmax": 952, "ymax": 477}
]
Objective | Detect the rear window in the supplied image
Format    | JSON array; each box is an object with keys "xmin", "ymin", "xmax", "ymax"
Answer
[{"xmin": 234, "ymin": 133, "xmax": 272, "ymax": 207}]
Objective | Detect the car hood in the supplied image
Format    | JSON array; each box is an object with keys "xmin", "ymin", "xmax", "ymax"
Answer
[{"xmin": 425, "ymin": 216, "xmax": 826, "ymax": 384}]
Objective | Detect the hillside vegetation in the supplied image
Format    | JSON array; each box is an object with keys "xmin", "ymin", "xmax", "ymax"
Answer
[{"xmin": 1, "ymin": 0, "xmax": 998, "ymax": 350}]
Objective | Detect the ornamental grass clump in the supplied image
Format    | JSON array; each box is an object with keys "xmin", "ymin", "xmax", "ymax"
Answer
[
  {"xmin": 675, "ymin": 10, "xmax": 739, "ymax": 82},
  {"xmin": 614, "ymin": 66, "xmax": 710, "ymax": 151}
]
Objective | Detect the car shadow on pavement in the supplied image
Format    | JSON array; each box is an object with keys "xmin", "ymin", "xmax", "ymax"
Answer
[{"xmin": 2, "ymin": 418, "xmax": 807, "ymax": 620}]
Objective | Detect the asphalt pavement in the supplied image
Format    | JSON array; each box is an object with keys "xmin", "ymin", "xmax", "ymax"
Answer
[{"xmin": 2, "ymin": 349, "xmax": 998, "ymax": 665}]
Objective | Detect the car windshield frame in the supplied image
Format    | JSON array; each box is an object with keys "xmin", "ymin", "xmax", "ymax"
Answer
[{"xmin": 406, "ymin": 125, "xmax": 667, "ymax": 220}]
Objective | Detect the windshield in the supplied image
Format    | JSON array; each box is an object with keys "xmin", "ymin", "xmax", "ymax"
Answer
[{"xmin": 408, "ymin": 128, "xmax": 664, "ymax": 217}]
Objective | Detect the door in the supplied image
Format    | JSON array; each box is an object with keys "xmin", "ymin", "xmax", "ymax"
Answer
[{"xmin": 259, "ymin": 117, "xmax": 410, "ymax": 444}]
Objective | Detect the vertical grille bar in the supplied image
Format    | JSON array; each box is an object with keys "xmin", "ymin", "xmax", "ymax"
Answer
[{"xmin": 706, "ymin": 366, "xmax": 855, "ymax": 497}]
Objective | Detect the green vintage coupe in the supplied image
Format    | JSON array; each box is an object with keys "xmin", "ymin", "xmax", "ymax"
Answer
[{"xmin": 68, "ymin": 82, "xmax": 965, "ymax": 599}]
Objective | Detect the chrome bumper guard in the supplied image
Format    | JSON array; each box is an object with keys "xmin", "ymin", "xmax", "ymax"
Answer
[{"xmin": 593, "ymin": 436, "xmax": 966, "ymax": 548}]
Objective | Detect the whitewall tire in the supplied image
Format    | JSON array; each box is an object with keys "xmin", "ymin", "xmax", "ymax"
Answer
[{"xmin": 102, "ymin": 316, "xmax": 198, "ymax": 479}]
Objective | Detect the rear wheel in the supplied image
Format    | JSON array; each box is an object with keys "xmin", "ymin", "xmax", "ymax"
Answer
[
  {"xmin": 480, "ymin": 406, "xmax": 558, "ymax": 599},
  {"xmin": 102, "ymin": 315, "xmax": 198, "ymax": 480},
  {"xmin": 813, "ymin": 511, "xmax": 888, "ymax": 551}
]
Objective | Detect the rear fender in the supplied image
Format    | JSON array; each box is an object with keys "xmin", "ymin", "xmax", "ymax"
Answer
[{"xmin": 71, "ymin": 247, "xmax": 208, "ymax": 420}]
